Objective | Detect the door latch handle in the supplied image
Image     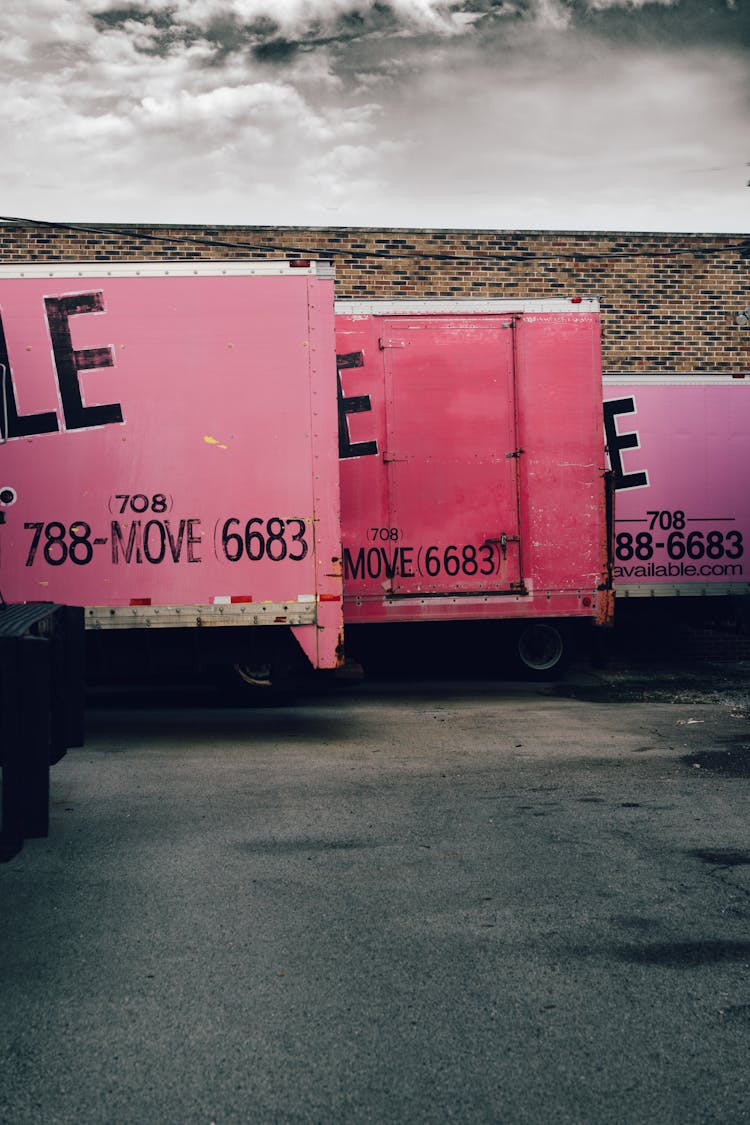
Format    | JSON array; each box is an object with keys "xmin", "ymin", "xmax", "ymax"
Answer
[{"xmin": 482, "ymin": 532, "xmax": 519, "ymax": 559}]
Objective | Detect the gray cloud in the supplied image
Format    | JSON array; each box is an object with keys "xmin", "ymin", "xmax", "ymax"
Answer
[{"xmin": 0, "ymin": 0, "xmax": 746, "ymax": 229}]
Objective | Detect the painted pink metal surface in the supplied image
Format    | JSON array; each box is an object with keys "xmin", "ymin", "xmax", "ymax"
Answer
[
  {"xmin": 605, "ymin": 377, "xmax": 750, "ymax": 596},
  {"xmin": 336, "ymin": 306, "xmax": 610, "ymax": 625},
  {"xmin": 0, "ymin": 264, "xmax": 342, "ymax": 668}
]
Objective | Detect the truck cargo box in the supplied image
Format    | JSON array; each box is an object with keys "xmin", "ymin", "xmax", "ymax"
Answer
[
  {"xmin": 604, "ymin": 375, "xmax": 750, "ymax": 599},
  {"xmin": 335, "ymin": 299, "xmax": 612, "ymax": 671},
  {"xmin": 0, "ymin": 261, "xmax": 343, "ymax": 675}
]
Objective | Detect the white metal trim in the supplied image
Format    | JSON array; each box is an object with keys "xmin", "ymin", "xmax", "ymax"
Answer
[
  {"xmin": 604, "ymin": 374, "xmax": 748, "ymax": 386},
  {"xmin": 0, "ymin": 260, "xmax": 335, "ymax": 280},
  {"xmin": 616, "ymin": 583, "xmax": 750, "ymax": 598},
  {"xmin": 336, "ymin": 298, "xmax": 599, "ymax": 315},
  {"xmin": 85, "ymin": 601, "xmax": 317, "ymax": 630}
]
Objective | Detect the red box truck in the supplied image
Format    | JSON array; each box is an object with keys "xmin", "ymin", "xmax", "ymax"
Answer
[{"xmin": 335, "ymin": 299, "xmax": 613, "ymax": 676}]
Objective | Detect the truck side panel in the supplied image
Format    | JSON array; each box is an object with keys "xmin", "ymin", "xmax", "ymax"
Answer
[
  {"xmin": 605, "ymin": 376, "xmax": 750, "ymax": 598},
  {"xmin": 515, "ymin": 313, "xmax": 609, "ymax": 611},
  {"xmin": 336, "ymin": 305, "xmax": 610, "ymax": 625},
  {"xmin": 0, "ymin": 264, "xmax": 342, "ymax": 668}
]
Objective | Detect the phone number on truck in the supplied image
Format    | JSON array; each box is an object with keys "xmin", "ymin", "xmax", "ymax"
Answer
[
  {"xmin": 344, "ymin": 543, "xmax": 504, "ymax": 581},
  {"xmin": 615, "ymin": 529, "xmax": 743, "ymax": 563},
  {"xmin": 22, "ymin": 516, "xmax": 310, "ymax": 567}
]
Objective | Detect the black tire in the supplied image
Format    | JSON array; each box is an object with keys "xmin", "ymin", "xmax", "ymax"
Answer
[
  {"xmin": 515, "ymin": 622, "xmax": 569, "ymax": 681},
  {"xmin": 232, "ymin": 660, "xmax": 276, "ymax": 691},
  {"xmin": 214, "ymin": 657, "xmax": 299, "ymax": 706}
]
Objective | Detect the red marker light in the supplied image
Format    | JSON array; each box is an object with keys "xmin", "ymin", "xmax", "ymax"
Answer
[
  {"xmin": 289, "ymin": 259, "xmax": 311, "ymax": 268},
  {"xmin": 571, "ymin": 297, "xmax": 583, "ymax": 304}
]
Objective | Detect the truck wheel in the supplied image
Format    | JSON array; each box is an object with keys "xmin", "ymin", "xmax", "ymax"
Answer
[
  {"xmin": 515, "ymin": 623, "xmax": 568, "ymax": 680},
  {"xmin": 233, "ymin": 660, "xmax": 274, "ymax": 690},
  {"xmin": 234, "ymin": 659, "xmax": 298, "ymax": 704},
  {"xmin": 213, "ymin": 659, "xmax": 297, "ymax": 705}
]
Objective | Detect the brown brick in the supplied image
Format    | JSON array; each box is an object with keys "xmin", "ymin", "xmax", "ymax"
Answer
[{"xmin": 0, "ymin": 221, "xmax": 747, "ymax": 374}]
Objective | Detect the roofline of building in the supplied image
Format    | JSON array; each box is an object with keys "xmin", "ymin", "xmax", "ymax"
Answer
[{"xmin": 1, "ymin": 219, "xmax": 748, "ymax": 241}]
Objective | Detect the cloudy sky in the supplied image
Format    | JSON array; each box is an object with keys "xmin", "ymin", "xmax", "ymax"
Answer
[{"xmin": 1, "ymin": 0, "xmax": 748, "ymax": 232}]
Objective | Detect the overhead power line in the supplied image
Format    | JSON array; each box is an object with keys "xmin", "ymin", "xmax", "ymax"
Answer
[{"xmin": 1, "ymin": 215, "xmax": 749, "ymax": 265}]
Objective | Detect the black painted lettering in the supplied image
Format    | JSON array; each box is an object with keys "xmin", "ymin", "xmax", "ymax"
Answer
[
  {"xmin": 143, "ymin": 520, "xmax": 166, "ymax": 564},
  {"xmin": 399, "ymin": 547, "xmax": 415, "ymax": 577},
  {"xmin": 164, "ymin": 520, "xmax": 186, "ymax": 562},
  {"xmin": 111, "ymin": 521, "xmax": 141, "ymax": 563},
  {"xmin": 186, "ymin": 519, "xmax": 202, "ymax": 563},
  {"xmin": 381, "ymin": 548, "xmax": 399, "ymax": 580},
  {"xmin": 366, "ymin": 546, "xmax": 383, "ymax": 578},
  {"xmin": 0, "ymin": 309, "xmax": 59, "ymax": 439},
  {"xmin": 343, "ymin": 546, "xmax": 366, "ymax": 579},
  {"xmin": 344, "ymin": 544, "xmax": 417, "ymax": 580},
  {"xmin": 603, "ymin": 397, "xmax": 648, "ymax": 491},
  {"xmin": 45, "ymin": 292, "xmax": 122, "ymax": 431},
  {"xmin": 337, "ymin": 350, "xmax": 378, "ymax": 459}
]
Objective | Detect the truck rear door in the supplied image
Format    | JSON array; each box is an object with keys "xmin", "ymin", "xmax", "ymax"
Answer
[{"xmin": 381, "ymin": 315, "xmax": 522, "ymax": 594}]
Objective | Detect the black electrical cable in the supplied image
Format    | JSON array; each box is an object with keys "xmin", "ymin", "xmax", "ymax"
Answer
[{"xmin": 1, "ymin": 215, "xmax": 748, "ymax": 266}]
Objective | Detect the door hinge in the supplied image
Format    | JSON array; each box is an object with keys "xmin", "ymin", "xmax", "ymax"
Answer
[
  {"xmin": 382, "ymin": 451, "xmax": 408, "ymax": 463},
  {"xmin": 379, "ymin": 337, "xmax": 408, "ymax": 349},
  {"xmin": 505, "ymin": 448, "xmax": 524, "ymax": 459}
]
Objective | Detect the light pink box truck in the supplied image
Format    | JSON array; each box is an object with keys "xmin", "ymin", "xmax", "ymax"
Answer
[
  {"xmin": 0, "ymin": 260, "xmax": 343, "ymax": 686},
  {"xmin": 604, "ymin": 375, "xmax": 750, "ymax": 599}
]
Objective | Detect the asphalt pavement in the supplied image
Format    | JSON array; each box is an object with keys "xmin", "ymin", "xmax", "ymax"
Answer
[{"xmin": 1, "ymin": 658, "xmax": 749, "ymax": 1125}]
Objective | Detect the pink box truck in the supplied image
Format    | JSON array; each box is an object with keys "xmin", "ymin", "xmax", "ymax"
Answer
[
  {"xmin": 335, "ymin": 299, "xmax": 613, "ymax": 676},
  {"xmin": 604, "ymin": 375, "xmax": 750, "ymax": 599},
  {"xmin": 0, "ymin": 260, "xmax": 343, "ymax": 688}
]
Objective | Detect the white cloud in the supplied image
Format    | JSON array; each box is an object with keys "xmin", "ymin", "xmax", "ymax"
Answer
[
  {"xmin": 531, "ymin": 0, "xmax": 574, "ymax": 30},
  {"xmin": 0, "ymin": 35, "xmax": 32, "ymax": 64},
  {"xmin": 137, "ymin": 82, "xmax": 308, "ymax": 130},
  {"xmin": 357, "ymin": 38, "xmax": 750, "ymax": 232}
]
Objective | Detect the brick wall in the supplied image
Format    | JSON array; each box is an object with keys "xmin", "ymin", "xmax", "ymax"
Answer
[{"xmin": 1, "ymin": 221, "xmax": 748, "ymax": 375}]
